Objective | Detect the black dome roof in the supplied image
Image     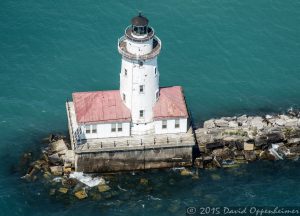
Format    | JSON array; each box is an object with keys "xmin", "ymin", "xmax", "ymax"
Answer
[{"xmin": 131, "ymin": 13, "xmax": 149, "ymax": 26}]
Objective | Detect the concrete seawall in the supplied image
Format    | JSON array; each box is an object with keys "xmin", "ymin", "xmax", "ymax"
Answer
[{"xmin": 75, "ymin": 144, "xmax": 194, "ymax": 173}]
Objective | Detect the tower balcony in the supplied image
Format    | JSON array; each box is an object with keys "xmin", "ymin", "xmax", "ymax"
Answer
[{"xmin": 118, "ymin": 35, "xmax": 161, "ymax": 61}]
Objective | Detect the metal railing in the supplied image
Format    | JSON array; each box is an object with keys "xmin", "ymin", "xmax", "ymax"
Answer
[
  {"xmin": 75, "ymin": 133, "xmax": 195, "ymax": 152},
  {"xmin": 117, "ymin": 35, "xmax": 161, "ymax": 60}
]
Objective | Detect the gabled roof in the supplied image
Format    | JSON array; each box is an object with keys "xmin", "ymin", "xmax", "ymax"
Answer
[
  {"xmin": 153, "ymin": 86, "xmax": 189, "ymax": 120},
  {"xmin": 72, "ymin": 90, "xmax": 131, "ymax": 124}
]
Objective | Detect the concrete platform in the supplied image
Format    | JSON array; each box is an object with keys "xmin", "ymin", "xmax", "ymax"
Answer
[{"xmin": 66, "ymin": 101, "xmax": 196, "ymax": 172}]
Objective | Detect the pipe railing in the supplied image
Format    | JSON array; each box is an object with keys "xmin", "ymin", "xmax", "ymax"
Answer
[{"xmin": 117, "ymin": 35, "xmax": 161, "ymax": 60}]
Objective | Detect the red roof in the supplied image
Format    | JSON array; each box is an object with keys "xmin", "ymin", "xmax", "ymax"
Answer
[
  {"xmin": 153, "ymin": 86, "xmax": 189, "ymax": 120},
  {"xmin": 72, "ymin": 90, "xmax": 131, "ymax": 124}
]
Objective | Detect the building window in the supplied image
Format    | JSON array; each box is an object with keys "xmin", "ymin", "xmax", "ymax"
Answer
[
  {"xmin": 124, "ymin": 69, "xmax": 127, "ymax": 76},
  {"xmin": 175, "ymin": 119, "xmax": 180, "ymax": 128},
  {"xmin": 139, "ymin": 85, "xmax": 144, "ymax": 93},
  {"xmin": 111, "ymin": 123, "xmax": 116, "ymax": 132},
  {"xmin": 156, "ymin": 90, "xmax": 159, "ymax": 100},
  {"xmin": 92, "ymin": 125, "xmax": 97, "ymax": 133},
  {"xmin": 86, "ymin": 126, "xmax": 91, "ymax": 134},
  {"xmin": 162, "ymin": 120, "xmax": 167, "ymax": 129},
  {"xmin": 118, "ymin": 123, "xmax": 123, "ymax": 132},
  {"xmin": 154, "ymin": 67, "xmax": 157, "ymax": 75},
  {"xmin": 139, "ymin": 110, "xmax": 144, "ymax": 118},
  {"xmin": 123, "ymin": 93, "xmax": 126, "ymax": 102}
]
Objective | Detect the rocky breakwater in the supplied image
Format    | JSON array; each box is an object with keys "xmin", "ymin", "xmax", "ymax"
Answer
[{"xmin": 194, "ymin": 112, "xmax": 300, "ymax": 168}]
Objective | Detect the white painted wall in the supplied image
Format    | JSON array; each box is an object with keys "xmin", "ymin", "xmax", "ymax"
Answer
[
  {"xmin": 126, "ymin": 38, "xmax": 153, "ymax": 55},
  {"xmin": 120, "ymin": 56, "xmax": 159, "ymax": 129},
  {"xmin": 78, "ymin": 122, "xmax": 130, "ymax": 139},
  {"xmin": 154, "ymin": 118, "xmax": 188, "ymax": 134}
]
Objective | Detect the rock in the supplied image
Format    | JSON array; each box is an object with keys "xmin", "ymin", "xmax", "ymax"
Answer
[
  {"xmin": 265, "ymin": 115, "xmax": 273, "ymax": 119},
  {"xmin": 212, "ymin": 147, "xmax": 234, "ymax": 160},
  {"xmin": 211, "ymin": 173, "xmax": 221, "ymax": 181},
  {"xmin": 98, "ymin": 184, "xmax": 111, "ymax": 193},
  {"xmin": 62, "ymin": 150, "xmax": 75, "ymax": 164},
  {"xmin": 203, "ymin": 156, "xmax": 213, "ymax": 161},
  {"xmin": 250, "ymin": 117, "xmax": 266, "ymax": 130},
  {"xmin": 203, "ymin": 119, "xmax": 215, "ymax": 129},
  {"xmin": 50, "ymin": 166, "xmax": 63, "ymax": 176},
  {"xmin": 259, "ymin": 150, "xmax": 276, "ymax": 160},
  {"xmin": 275, "ymin": 119, "xmax": 286, "ymax": 126},
  {"xmin": 289, "ymin": 146, "xmax": 300, "ymax": 153},
  {"xmin": 277, "ymin": 145, "xmax": 290, "ymax": 156},
  {"xmin": 228, "ymin": 121, "xmax": 239, "ymax": 128},
  {"xmin": 140, "ymin": 178, "xmax": 149, "ymax": 185},
  {"xmin": 48, "ymin": 153, "xmax": 62, "ymax": 165},
  {"xmin": 287, "ymin": 138, "xmax": 300, "ymax": 145},
  {"xmin": 43, "ymin": 171, "xmax": 52, "ymax": 179},
  {"xmin": 50, "ymin": 139, "xmax": 68, "ymax": 153},
  {"xmin": 180, "ymin": 169, "xmax": 193, "ymax": 176},
  {"xmin": 62, "ymin": 178, "xmax": 78, "ymax": 187},
  {"xmin": 212, "ymin": 157, "xmax": 222, "ymax": 168},
  {"xmin": 214, "ymin": 119, "xmax": 229, "ymax": 127},
  {"xmin": 74, "ymin": 190, "xmax": 88, "ymax": 199},
  {"xmin": 49, "ymin": 189, "xmax": 56, "ymax": 196},
  {"xmin": 63, "ymin": 167, "xmax": 72, "ymax": 174},
  {"xmin": 237, "ymin": 115, "xmax": 248, "ymax": 125},
  {"xmin": 244, "ymin": 143, "xmax": 254, "ymax": 151},
  {"xmin": 58, "ymin": 187, "xmax": 68, "ymax": 194},
  {"xmin": 266, "ymin": 131, "xmax": 284, "ymax": 144},
  {"xmin": 285, "ymin": 119, "xmax": 299, "ymax": 127},
  {"xmin": 243, "ymin": 150, "xmax": 256, "ymax": 161}
]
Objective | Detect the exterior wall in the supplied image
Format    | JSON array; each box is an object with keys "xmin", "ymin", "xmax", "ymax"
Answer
[
  {"xmin": 154, "ymin": 118, "xmax": 188, "ymax": 134},
  {"xmin": 120, "ymin": 57, "xmax": 159, "ymax": 128},
  {"xmin": 75, "ymin": 145, "xmax": 194, "ymax": 173},
  {"xmin": 79, "ymin": 122, "xmax": 130, "ymax": 139},
  {"xmin": 126, "ymin": 38, "xmax": 153, "ymax": 55}
]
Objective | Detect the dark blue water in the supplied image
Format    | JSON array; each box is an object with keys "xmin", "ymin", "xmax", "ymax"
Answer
[{"xmin": 0, "ymin": 0, "xmax": 300, "ymax": 215}]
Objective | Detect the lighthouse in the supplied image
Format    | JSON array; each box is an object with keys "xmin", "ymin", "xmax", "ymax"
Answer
[
  {"xmin": 118, "ymin": 13, "xmax": 161, "ymax": 135},
  {"xmin": 66, "ymin": 13, "xmax": 195, "ymax": 172},
  {"xmin": 68, "ymin": 13, "xmax": 190, "ymax": 140}
]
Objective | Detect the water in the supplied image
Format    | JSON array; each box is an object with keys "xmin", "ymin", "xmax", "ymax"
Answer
[{"xmin": 0, "ymin": 0, "xmax": 299, "ymax": 215}]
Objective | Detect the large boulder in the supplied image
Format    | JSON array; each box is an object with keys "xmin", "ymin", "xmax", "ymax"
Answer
[
  {"xmin": 48, "ymin": 153, "xmax": 62, "ymax": 165},
  {"xmin": 212, "ymin": 147, "xmax": 234, "ymax": 160},
  {"xmin": 203, "ymin": 120, "xmax": 215, "ymax": 129},
  {"xmin": 250, "ymin": 117, "xmax": 266, "ymax": 130},
  {"xmin": 243, "ymin": 150, "xmax": 256, "ymax": 161},
  {"xmin": 214, "ymin": 119, "xmax": 229, "ymax": 128},
  {"xmin": 50, "ymin": 139, "xmax": 68, "ymax": 153},
  {"xmin": 50, "ymin": 166, "xmax": 63, "ymax": 176}
]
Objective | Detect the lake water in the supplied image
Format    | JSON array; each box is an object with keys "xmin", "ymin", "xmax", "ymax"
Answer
[{"xmin": 0, "ymin": 1, "xmax": 299, "ymax": 215}]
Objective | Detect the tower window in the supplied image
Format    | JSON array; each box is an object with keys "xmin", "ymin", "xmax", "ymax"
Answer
[
  {"xmin": 175, "ymin": 119, "xmax": 180, "ymax": 128},
  {"xmin": 139, "ymin": 85, "xmax": 144, "ymax": 93},
  {"xmin": 111, "ymin": 123, "xmax": 116, "ymax": 132},
  {"xmin": 162, "ymin": 120, "xmax": 167, "ymax": 129},
  {"xmin": 123, "ymin": 93, "xmax": 126, "ymax": 102},
  {"xmin": 124, "ymin": 69, "xmax": 127, "ymax": 76},
  {"xmin": 156, "ymin": 90, "xmax": 159, "ymax": 100},
  {"xmin": 154, "ymin": 67, "xmax": 157, "ymax": 75},
  {"xmin": 118, "ymin": 123, "xmax": 123, "ymax": 132},
  {"xmin": 139, "ymin": 110, "xmax": 144, "ymax": 118},
  {"xmin": 92, "ymin": 125, "xmax": 97, "ymax": 133}
]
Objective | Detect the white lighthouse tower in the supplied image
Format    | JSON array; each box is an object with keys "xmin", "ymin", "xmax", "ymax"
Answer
[
  {"xmin": 118, "ymin": 13, "xmax": 161, "ymax": 135},
  {"xmin": 68, "ymin": 13, "xmax": 190, "ymax": 142}
]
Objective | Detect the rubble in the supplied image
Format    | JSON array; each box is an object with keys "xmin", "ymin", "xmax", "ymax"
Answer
[{"xmin": 195, "ymin": 112, "xmax": 300, "ymax": 169}]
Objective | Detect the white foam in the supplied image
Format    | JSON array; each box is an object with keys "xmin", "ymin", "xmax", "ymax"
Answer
[{"xmin": 69, "ymin": 172, "xmax": 105, "ymax": 187}]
